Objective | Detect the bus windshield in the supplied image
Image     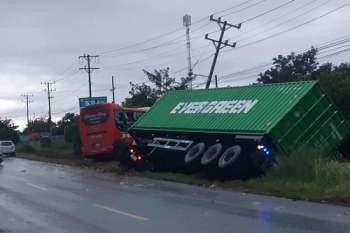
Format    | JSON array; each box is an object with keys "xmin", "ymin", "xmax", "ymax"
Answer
[{"xmin": 114, "ymin": 110, "xmax": 145, "ymax": 132}]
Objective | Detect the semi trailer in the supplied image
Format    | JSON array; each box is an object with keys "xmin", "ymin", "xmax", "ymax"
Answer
[{"xmin": 126, "ymin": 81, "xmax": 350, "ymax": 177}]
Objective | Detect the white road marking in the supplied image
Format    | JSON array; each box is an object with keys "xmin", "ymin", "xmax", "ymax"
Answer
[
  {"xmin": 93, "ymin": 204, "xmax": 149, "ymax": 221},
  {"xmin": 27, "ymin": 183, "xmax": 48, "ymax": 191}
]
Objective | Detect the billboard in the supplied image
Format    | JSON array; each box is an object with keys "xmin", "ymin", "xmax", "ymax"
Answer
[
  {"xmin": 79, "ymin": 96, "xmax": 107, "ymax": 108},
  {"xmin": 19, "ymin": 134, "xmax": 30, "ymax": 142}
]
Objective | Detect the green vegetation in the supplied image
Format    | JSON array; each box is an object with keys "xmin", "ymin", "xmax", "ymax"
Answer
[
  {"xmin": 0, "ymin": 118, "xmax": 20, "ymax": 144},
  {"xmin": 257, "ymin": 47, "xmax": 350, "ymax": 122},
  {"xmin": 122, "ymin": 68, "xmax": 194, "ymax": 108},
  {"xmin": 16, "ymin": 143, "xmax": 37, "ymax": 153},
  {"xmin": 247, "ymin": 149, "xmax": 350, "ymax": 204}
]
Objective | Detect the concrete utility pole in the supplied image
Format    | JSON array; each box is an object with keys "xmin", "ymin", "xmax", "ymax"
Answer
[
  {"xmin": 110, "ymin": 76, "xmax": 115, "ymax": 103},
  {"xmin": 205, "ymin": 15, "xmax": 241, "ymax": 89},
  {"xmin": 21, "ymin": 94, "xmax": 33, "ymax": 129},
  {"xmin": 183, "ymin": 14, "xmax": 193, "ymax": 89},
  {"xmin": 79, "ymin": 54, "xmax": 99, "ymax": 97},
  {"xmin": 41, "ymin": 82, "xmax": 56, "ymax": 139}
]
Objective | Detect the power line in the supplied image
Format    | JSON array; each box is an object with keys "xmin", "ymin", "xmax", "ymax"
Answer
[
  {"xmin": 212, "ymin": 0, "xmax": 255, "ymax": 16},
  {"xmin": 239, "ymin": 0, "xmax": 295, "ymax": 24},
  {"xmin": 170, "ymin": 53, "xmax": 214, "ymax": 76},
  {"xmin": 97, "ymin": 0, "xmax": 264, "ymax": 56},
  {"xmin": 150, "ymin": 0, "xmax": 320, "ymax": 79},
  {"xmin": 50, "ymin": 59, "xmax": 80, "ymax": 82},
  {"xmin": 51, "ymin": 82, "xmax": 88, "ymax": 103},
  {"xmin": 219, "ymin": 0, "xmax": 266, "ymax": 18},
  {"xmin": 101, "ymin": 0, "xmax": 299, "ymax": 70},
  {"xmin": 100, "ymin": 37, "xmax": 210, "ymax": 70},
  {"xmin": 100, "ymin": 28, "xmax": 218, "ymax": 59},
  {"xmin": 319, "ymin": 47, "xmax": 350, "ymax": 60},
  {"xmin": 196, "ymin": 33, "xmax": 350, "ymax": 87},
  {"xmin": 233, "ymin": 0, "xmax": 320, "ymax": 40},
  {"xmin": 318, "ymin": 42, "xmax": 350, "ymax": 55},
  {"xmin": 224, "ymin": 1, "xmax": 350, "ymax": 52},
  {"xmin": 235, "ymin": 0, "xmax": 333, "ymax": 43}
]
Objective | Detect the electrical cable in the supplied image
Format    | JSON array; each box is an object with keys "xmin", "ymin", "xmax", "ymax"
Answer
[{"xmin": 235, "ymin": 0, "xmax": 333, "ymax": 43}]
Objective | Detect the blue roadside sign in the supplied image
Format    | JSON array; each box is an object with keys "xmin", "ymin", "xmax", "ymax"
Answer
[{"xmin": 79, "ymin": 96, "xmax": 107, "ymax": 108}]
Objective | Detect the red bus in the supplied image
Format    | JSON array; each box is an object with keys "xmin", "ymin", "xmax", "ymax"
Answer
[{"xmin": 79, "ymin": 103, "xmax": 148, "ymax": 159}]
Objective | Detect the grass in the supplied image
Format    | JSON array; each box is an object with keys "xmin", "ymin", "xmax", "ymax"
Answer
[
  {"xmin": 247, "ymin": 148, "xmax": 350, "ymax": 205},
  {"xmin": 15, "ymin": 145, "xmax": 350, "ymax": 207}
]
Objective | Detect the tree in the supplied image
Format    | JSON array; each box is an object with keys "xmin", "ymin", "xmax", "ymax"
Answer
[
  {"xmin": 257, "ymin": 47, "xmax": 318, "ymax": 84},
  {"xmin": 257, "ymin": 47, "xmax": 350, "ymax": 121},
  {"xmin": 122, "ymin": 83, "xmax": 158, "ymax": 108},
  {"xmin": 0, "ymin": 118, "xmax": 20, "ymax": 144},
  {"xmin": 122, "ymin": 68, "xmax": 194, "ymax": 107},
  {"xmin": 300, "ymin": 63, "xmax": 350, "ymax": 120},
  {"xmin": 55, "ymin": 113, "xmax": 78, "ymax": 136},
  {"xmin": 22, "ymin": 117, "xmax": 54, "ymax": 133}
]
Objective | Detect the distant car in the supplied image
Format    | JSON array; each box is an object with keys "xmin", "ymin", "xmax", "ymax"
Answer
[{"xmin": 0, "ymin": 141, "xmax": 16, "ymax": 156}]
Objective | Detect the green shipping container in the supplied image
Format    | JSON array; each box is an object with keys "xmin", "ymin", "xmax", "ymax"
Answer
[{"xmin": 130, "ymin": 81, "xmax": 350, "ymax": 156}]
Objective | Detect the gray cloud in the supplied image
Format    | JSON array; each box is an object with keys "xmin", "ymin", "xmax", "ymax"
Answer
[{"xmin": 1, "ymin": 0, "xmax": 349, "ymax": 129}]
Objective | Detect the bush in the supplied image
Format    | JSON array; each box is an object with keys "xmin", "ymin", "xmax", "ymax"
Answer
[
  {"xmin": 258, "ymin": 147, "xmax": 350, "ymax": 188},
  {"xmin": 267, "ymin": 148, "xmax": 323, "ymax": 182},
  {"xmin": 314, "ymin": 159, "xmax": 350, "ymax": 186},
  {"xmin": 16, "ymin": 143, "xmax": 36, "ymax": 153}
]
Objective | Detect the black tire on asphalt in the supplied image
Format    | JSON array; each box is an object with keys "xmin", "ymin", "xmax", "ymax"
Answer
[
  {"xmin": 218, "ymin": 145, "xmax": 242, "ymax": 168},
  {"xmin": 201, "ymin": 143, "xmax": 223, "ymax": 165},
  {"xmin": 184, "ymin": 142, "xmax": 206, "ymax": 163}
]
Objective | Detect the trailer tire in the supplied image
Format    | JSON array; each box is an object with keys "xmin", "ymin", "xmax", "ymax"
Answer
[
  {"xmin": 184, "ymin": 142, "xmax": 206, "ymax": 163},
  {"xmin": 201, "ymin": 143, "xmax": 223, "ymax": 165},
  {"xmin": 218, "ymin": 145, "xmax": 242, "ymax": 168}
]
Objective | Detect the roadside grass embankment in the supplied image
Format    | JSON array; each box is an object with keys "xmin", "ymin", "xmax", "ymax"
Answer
[
  {"xmin": 16, "ymin": 142, "xmax": 121, "ymax": 173},
  {"xmin": 246, "ymin": 149, "xmax": 350, "ymax": 205},
  {"xmin": 15, "ymin": 143, "xmax": 350, "ymax": 206}
]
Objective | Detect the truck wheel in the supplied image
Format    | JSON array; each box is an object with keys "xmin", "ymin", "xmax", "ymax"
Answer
[
  {"xmin": 201, "ymin": 143, "xmax": 223, "ymax": 165},
  {"xmin": 184, "ymin": 142, "xmax": 206, "ymax": 163},
  {"xmin": 218, "ymin": 145, "xmax": 242, "ymax": 168}
]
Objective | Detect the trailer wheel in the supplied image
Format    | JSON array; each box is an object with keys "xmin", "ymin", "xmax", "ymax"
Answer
[
  {"xmin": 184, "ymin": 142, "xmax": 206, "ymax": 163},
  {"xmin": 201, "ymin": 143, "xmax": 223, "ymax": 165},
  {"xmin": 218, "ymin": 145, "xmax": 242, "ymax": 168}
]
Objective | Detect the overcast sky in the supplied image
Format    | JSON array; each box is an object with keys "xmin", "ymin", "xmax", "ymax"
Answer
[{"xmin": 1, "ymin": 0, "xmax": 349, "ymax": 131}]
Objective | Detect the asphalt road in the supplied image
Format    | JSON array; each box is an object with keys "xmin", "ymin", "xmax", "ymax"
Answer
[{"xmin": 0, "ymin": 157, "xmax": 349, "ymax": 233}]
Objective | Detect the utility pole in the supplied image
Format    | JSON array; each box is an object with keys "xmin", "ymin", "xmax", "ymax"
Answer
[
  {"xmin": 215, "ymin": 75, "xmax": 218, "ymax": 88},
  {"xmin": 205, "ymin": 15, "xmax": 241, "ymax": 89},
  {"xmin": 110, "ymin": 76, "xmax": 115, "ymax": 103},
  {"xmin": 41, "ymin": 81, "xmax": 56, "ymax": 140},
  {"xmin": 183, "ymin": 14, "xmax": 193, "ymax": 89},
  {"xmin": 79, "ymin": 54, "xmax": 99, "ymax": 97},
  {"xmin": 21, "ymin": 94, "xmax": 33, "ymax": 129}
]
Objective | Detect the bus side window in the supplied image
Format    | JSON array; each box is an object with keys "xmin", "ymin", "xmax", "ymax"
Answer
[
  {"xmin": 137, "ymin": 112, "xmax": 144, "ymax": 119},
  {"xmin": 114, "ymin": 111, "xmax": 127, "ymax": 132},
  {"xmin": 125, "ymin": 112, "xmax": 134, "ymax": 121}
]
